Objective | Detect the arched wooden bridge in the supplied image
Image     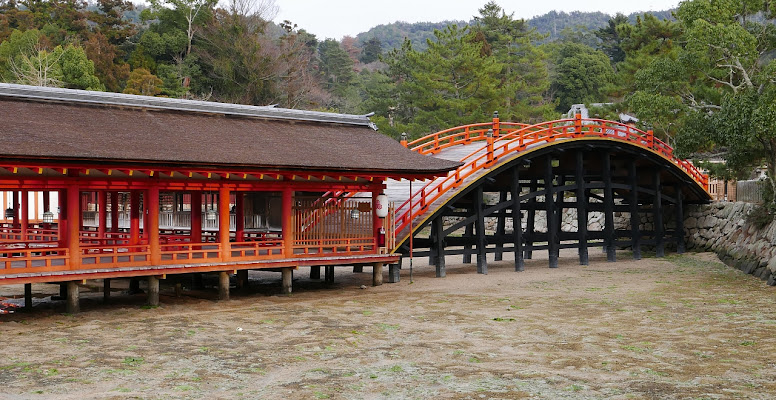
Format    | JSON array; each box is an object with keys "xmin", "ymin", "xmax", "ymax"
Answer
[{"xmin": 384, "ymin": 115, "xmax": 711, "ymax": 275}]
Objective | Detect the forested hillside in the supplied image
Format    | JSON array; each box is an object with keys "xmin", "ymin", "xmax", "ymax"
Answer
[{"xmin": 1, "ymin": 0, "xmax": 775, "ymax": 206}]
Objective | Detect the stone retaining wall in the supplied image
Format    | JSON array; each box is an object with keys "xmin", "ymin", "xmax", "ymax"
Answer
[{"xmin": 685, "ymin": 202, "xmax": 776, "ymax": 285}]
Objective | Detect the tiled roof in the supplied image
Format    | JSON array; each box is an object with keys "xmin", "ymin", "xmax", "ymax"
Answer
[{"xmin": 0, "ymin": 84, "xmax": 460, "ymax": 175}]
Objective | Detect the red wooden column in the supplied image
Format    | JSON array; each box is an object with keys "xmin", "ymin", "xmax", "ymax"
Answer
[
  {"xmin": 190, "ymin": 191, "xmax": 202, "ymax": 243},
  {"xmin": 219, "ymin": 187, "xmax": 231, "ymax": 261},
  {"xmin": 281, "ymin": 188, "xmax": 293, "ymax": 257},
  {"xmin": 11, "ymin": 191, "xmax": 18, "ymax": 228},
  {"xmin": 57, "ymin": 189, "xmax": 67, "ymax": 247},
  {"xmin": 97, "ymin": 191, "xmax": 107, "ymax": 239},
  {"xmin": 110, "ymin": 192, "xmax": 119, "ymax": 233},
  {"xmin": 235, "ymin": 192, "xmax": 244, "ymax": 242},
  {"xmin": 67, "ymin": 185, "xmax": 81, "ymax": 269},
  {"xmin": 148, "ymin": 186, "xmax": 161, "ymax": 264},
  {"xmin": 130, "ymin": 191, "xmax": 140, "ymax": 246},
  {"xmin": 372, "ymin": 190, "xmax": 383, "ymax": 250},
  {"xmin": 20, "ymin": 190, "xmax": 28, "ymax": 241}
]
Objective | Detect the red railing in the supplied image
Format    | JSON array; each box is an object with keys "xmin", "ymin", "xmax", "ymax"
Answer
[
  {"xmin": 293, "ymin": 237, "xmax": 376, "ymax": 256},
  {"xmin": 394, "ymin": 117, "xmax": 710, "ymax": 242},
  {"xmin": 0, "ymin": 246, "xmax": 69, "ymax": 273}
]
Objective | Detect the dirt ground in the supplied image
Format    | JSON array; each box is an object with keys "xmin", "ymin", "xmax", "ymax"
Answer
[{"xmin": 0, "ymin": 249, "xmax": 775, "ymax": 400}]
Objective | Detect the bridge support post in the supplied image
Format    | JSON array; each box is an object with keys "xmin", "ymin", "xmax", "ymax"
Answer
[
  {"xmin": 575, "ymin": 151, "xmax": 589, "ymax": 265},
  {"xmin": 281, "ymin": 268, "xmax": 293, "ymax": 294},
  {"xmin": 325, "ymin": 266, "xmax": 335, "ymax": 283},
  {"xmin": 147, "ymin": 276, "xmax": 159, "ymax": 306},
  {"xmin": 429, "ymin": 216, "xmax": 438, "ymax": 266},
  {"xmin": 433, "ymin": 215, "xmax": 446, "ymax": 277},
  {"xmin": 462, "ymin": 223, "xmax": 473, "ymax": 264},
  {"xmin": 525, "ymin": 180, "xmax": 537, "ymax": 260},
  {"xmin": 629, "ymin": 160, "xmax": 641, "ymax": 260},
  {"xmin": 218, "ymin": 271, "xmax": 230, "ymax": 301},
  {"xmin": 24, "ymin": 283, "xmax": 32, "ymax": 311},
  {"xmin": 237, "ymin": 269, "xmax": 249, "ymax": 289},
  {"xmin": 474, "ymin": 186, "xmax": 488, "ymax": 274},
  {"xmin": 545, "ymin": 156, "xmax": 559, "ymax": 268},
  {"xmin": 511, "ymin": 166, "xmax": 524, "ymax": 271},
  {"xmin": 603, "ymin": 152, "xmax": 616, "ymax": 262},
  {"xmin": 66, "ymin": 281, "xmax": 79, "ymax": 314},
  {"xmin": 675, "ymin": 184, "xmax": 685, "ymax": 254},
  {"xmin": 495, "ymin": 191, "xmax": 507, "ymax": 261},
  {"xmin": 654, "ymin": 171, "xmax": 665, "ymax": 257},
  {"xmin": 388, "ymin": 262, "xmax": 401, "ymax": 283},
  {"xmin": 103, "ymin": 279, "xmax": 111, "ymax": 303},
  {"xmin": 372, "ymin": 262, "xmax": 384, "ymax": 286}
]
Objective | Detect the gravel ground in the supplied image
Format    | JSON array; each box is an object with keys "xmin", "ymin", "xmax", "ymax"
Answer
[{"xmin": 0, "ymin": 249, "xmax": 775, "ymax": 399}]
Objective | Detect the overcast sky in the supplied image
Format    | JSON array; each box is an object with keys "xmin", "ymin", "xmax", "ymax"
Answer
[{"xmin": 273, "ymin": 0, "xmax": 680, "ymax": 40}]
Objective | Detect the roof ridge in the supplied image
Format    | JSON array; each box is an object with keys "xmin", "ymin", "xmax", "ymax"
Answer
[{"xmin": 0, "ymin": 83, "xmax": 375, "ymax": 128}]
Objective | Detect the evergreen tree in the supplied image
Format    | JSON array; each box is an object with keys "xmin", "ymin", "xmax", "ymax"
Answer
[{"xmin": 359, "ymin": 37, "xmax": 382, "ymax": 64}]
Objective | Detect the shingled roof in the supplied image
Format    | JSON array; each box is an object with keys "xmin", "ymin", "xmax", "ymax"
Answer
[{"xmin": 0, "ymin": 84, "xmax": 460, "ymax": 176}]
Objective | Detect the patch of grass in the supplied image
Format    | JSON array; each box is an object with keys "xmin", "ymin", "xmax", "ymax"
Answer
[
  {"xmin": 492, "ymin": 317, "xmax": 516, "ymax": 322},
  {"xmin": 314, "ymin": 392, "xmax": 330, "ymax": 399},
  {"xmin": 377, "ymin": 323, "xmax": 399, "ymax": 331},
  {"xmin": 566, "ymin": 384, "xmax": 584, "ymax": 392},
  {"xmin": 468, "ymin": 356, "xmax": 481, "ymax": 363},
  {"xmin": 174, "ymin": 385, "xmax": 195, "ymax": 391},
  {"xmin": 361, "ymin": 310, "xmax": 373, "ymax": 316},
  {"xmin": 740, "ymin": 341, "xmax": 756, "ymax": 347},
  {"xmin": 389, "ymin": 365, "xmax": 403, "ymax": 373},
  {"xmin": 112, "ymin": 387, "xmax": 131, "ymax": 393},
  {"xmin": 622, "ymin": 345, "xmax": 650, "ymax": 353},
  {"xmin": 121, "ymin": 357, "xmax": 144, "ymax": 367}
]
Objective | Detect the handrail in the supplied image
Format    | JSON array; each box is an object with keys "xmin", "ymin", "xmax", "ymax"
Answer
[
  {"xmin": 394, "ymin": 117, "xmax": 709, "ymax": 243},
  {"xmin": 405, "ymin": 122, "xmax": 531, "ymax": 155}
]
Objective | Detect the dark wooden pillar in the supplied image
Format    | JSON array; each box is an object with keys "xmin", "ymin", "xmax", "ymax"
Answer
[
  {"xmin": 324, "ymin": 266, "xmax": 334, "ymax": 283},
  {"xmin": 462, "ymin": 223, "xmax": 473, "ymax": 264},
  {"xmin": 310, "ymin": 266, "xmax": 321, "ymax": 280},
  {"xmin": 190, "ymin": 191, "xmax": 202, "ymax": 243},
  {"xmin": 103, "ymin": 278, "xmax": 111, "ymax": 303},
  {"xmin": 433, "ymin": 215, "xmax": 445, "ymax": 277},
  {"xmin": 675, "ymin": 184, "xmax": 685, "ymax": 254},
  {"xmin": 525, "ymin": 180, "xmax": 537, "ymax": 260},
  {"xmin": 218, "ymin": 271, "xmax": 230, "ymax": 300},
  {"xmin": 110, "ymin": 192, "xmax": 119, "ymax": 233},
  {"xmin": 575, "ymin": 151, "xmax": 589, "ymax": 265},
  {"xmin": 235, "ymin": 192, "xmax": 245, "ymax": 242},
  {"xmin": 511, "ymin": 166, "xmax": 524, "ymax": 271},
  {"xmin": 545, "ymin": 156, "xmax": 558, "ymax": 268},
  {"xmin": 494, "ymin": 191, "xmax": 507, "ymax": 261},
  {"xmin": 654, "ymin": 171, "xmax": 665, "ymax": 257},
  {"xmin": 24, "ymin": 283, "xmax": 32, "ymax": 311},
  {"xmin": 20, "ymin": 190, "xmax": 28, "ymax": 241},
  {"xmin": 603, "ymin": 152, "xmax": 616, "ymax": 262},
  {"xmin": 629, "ymin": 160, "xmax": 641, "ymax": 260},
  {"xmin": 473, "ymin": 186, "xmax": 488, "ymax": 274}
]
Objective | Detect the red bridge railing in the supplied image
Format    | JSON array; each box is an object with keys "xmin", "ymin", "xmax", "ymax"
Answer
[{"xmin": 394, "ymin": 116, "xmax": 709, "ymax": 241}]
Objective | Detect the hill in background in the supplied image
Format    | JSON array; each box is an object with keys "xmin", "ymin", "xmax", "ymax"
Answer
[{"xmin": 354, "ymin": 9, "xmax": 674, "ymax": 49}]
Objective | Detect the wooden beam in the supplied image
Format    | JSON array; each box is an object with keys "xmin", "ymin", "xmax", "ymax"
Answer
[
  {"xmin": 675, "ymin": 184, "xmax": 685, "ymax": 254},
  {"xmin": 575, "ymin": 151, "xmax": 588, "ymax": 265},
  {"xmin": 545, "ymin": 156, "xmax": 558, "ymax": 268},
  {"xmin": 511, "ymin": 166, "xmax": 524, "ymax": 271},
  {"xmin": 462, "ymin": 223, "xmax": 473, "ymax": 264},
  {"xmin": 219, "ymin": 271, "xmax": 230, "ymax": 301},
  {"xmin": 654, "ymin": 171, "xmax": 665, "ymax": 257},
  {"xmin": 494, "ymin": 191, "xmax": 507, "ymax": 261},
  {"xmin": 629, "ymin": 160, "xmax": 641, "ymax": 260},
  {"xmin": 603, "ymin": 152, "xmax": 616, "ymax": 262},
  {"xmin": 433, "ymin": 215, "xmax": 445, "ymax": 277},
  {"xmin": 282, "ymin": 268, "xmax": 293, "ymax": 294},
  {"xmin": 474, "ymin": 185, "xmax": 488, "ymax": 274},
  {"xmin": 524, "ymin": 180, "xmax": 537, "ymax": 260}
]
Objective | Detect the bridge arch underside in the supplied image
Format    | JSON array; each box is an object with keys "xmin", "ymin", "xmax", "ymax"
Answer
[{"xmin": 397, "ymin": 140, "xmax": 711, "ymax": 276}]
